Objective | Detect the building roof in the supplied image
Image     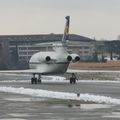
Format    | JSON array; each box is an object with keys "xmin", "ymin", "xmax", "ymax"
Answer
[{"xmin": 0, "ymin": 34, "xmax": 95, "ymax": 45}]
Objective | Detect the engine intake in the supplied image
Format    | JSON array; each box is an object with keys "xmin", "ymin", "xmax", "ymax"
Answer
[
  {"xmin": 45, "ymin": 56, "xmax": 51, "ymax": 62},
  {"xmin": 70, "ymin": 53, "xmax": 80, "ymax": 62},
  {"xmin": 67, "ymin": 55, "xmax": 72, "ymax": 61},
  {"xmin": 75, "ymin": 56, "xmax": 80, "ymax": 61}
]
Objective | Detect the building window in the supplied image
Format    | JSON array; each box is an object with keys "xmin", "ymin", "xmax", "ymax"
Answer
[
  {"xmin": 19, "ymin": 52, "xmax": 27, "ymax": 55},
  {"xmin": 84, "ymin": 46, "xmax": 89, "ymax": 49},
  {"xmin": 19, "ymin": 47, "xmax": 27, "ymax": 50}
]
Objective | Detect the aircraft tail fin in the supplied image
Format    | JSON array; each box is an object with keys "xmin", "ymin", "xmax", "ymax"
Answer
[{"xmin": 62, "ymin": 16, "xmax": 70, "ymax": 43}]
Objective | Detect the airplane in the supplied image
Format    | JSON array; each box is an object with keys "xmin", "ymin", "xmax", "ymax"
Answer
[
  {"xmin": 1, "ymin": 16, "xmax": 120, "ymax": 84},
  {"xmin": 0, "ymin": 16, "xmax": 80, "ymax": 84}
]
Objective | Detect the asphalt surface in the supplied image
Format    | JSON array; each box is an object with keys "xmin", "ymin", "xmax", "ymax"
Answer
[{"xmin": 0, "ymin": 74, "xmax": 120, "ymax": 120}]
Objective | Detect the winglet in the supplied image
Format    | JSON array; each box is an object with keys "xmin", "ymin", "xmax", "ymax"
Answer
[{"xmin": 62, "ymin": 16, "xmax": 70, "ymax": 42}]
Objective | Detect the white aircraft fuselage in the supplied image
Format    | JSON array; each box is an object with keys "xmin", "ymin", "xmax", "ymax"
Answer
[
  {"xmin": 29, "ymin": 43, "xmax": 71, "ymax": 75},
  {"xmin": 0, "ymin": 16, "xmax": 80, "ymax": 84}
]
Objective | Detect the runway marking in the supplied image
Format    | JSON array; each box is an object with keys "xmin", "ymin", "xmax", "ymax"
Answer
[{"xmin": 0, "ymin": 86, "xmax": 120, "ymax": 105}]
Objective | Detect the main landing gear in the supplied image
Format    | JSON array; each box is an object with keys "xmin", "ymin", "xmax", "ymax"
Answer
[
  {"xmin": 31, "ymin": 73, "xmax": 77, "ymax": 84},
  {"xmin": 70, "ymin": 73, "xmax": 77, "ymax": 84},
  {"xmin": 31, "ymin": 74, "xmax": 41, "ymax": 84}
]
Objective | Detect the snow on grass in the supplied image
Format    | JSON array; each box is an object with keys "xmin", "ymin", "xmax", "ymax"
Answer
[
  {"xmin": 0, "ymin": 86, "xmax": 120, "ymax": 105},
  {"xmin": 1, "ymin": 79, "xmax": 120, "ymax": 84},
  {"xmin": 0, "ymin": 87, "xmax": 76, "ymax": 100},
  {"xmin": 0, "ymin": 75, "xmax": 66, "ymax": 83}
]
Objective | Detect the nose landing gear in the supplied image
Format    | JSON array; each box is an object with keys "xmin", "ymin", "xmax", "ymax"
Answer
[
  {"xmin": 31, "ymin": 74, "xmax": 41, "ymax": 84},
  {"xmin": 70, "ymin": 73, "xmax": 77, "ymax": 84}
]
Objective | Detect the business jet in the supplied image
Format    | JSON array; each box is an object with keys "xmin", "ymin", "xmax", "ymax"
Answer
[{"xmin": 0, "ymin": 16, "xmax": 80, "ymax": 84}]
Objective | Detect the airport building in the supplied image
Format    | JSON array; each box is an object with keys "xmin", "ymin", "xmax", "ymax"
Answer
[
  {"xmin": 0, "ymin": 34, "xmax": 95, "ymax": 69},
  {"xmin": 0, "ymin": 39, "xmax": 10, "ymax": 69}
]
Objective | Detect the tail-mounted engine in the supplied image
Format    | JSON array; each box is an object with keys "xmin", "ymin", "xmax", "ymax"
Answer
[
  {"xmin": 45, "ymin": 56, "xmax": 51, "ymax": 62},
  {"xmin": 67, "ymin": 55, "xmax": 72, "ymax": 61},
  {"xmin": 68, "ymin": 53, "xmax": 80, "ymax": 63}
]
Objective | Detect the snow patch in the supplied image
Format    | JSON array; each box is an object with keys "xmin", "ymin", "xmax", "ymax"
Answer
[
  {"xmin": 80, "ymin": 104, "xmax": 111, "ymax": 110},
  {"xmin": 103, "ymin": 112, "xmax": 120, "ymax": 118},
  {"xmin": 0, "ymin": 80, "xmax": 29, "ymax": 83},
  {"xmin": 80, "ymin": 94, "xmax": 120, "ymax": 105},
  {"xmin": 79, "ymin": 80, "xmax": 120, "ymax": 83},
  {"xmin": 0, "ymin": 75, "xmax": 66, "ymax": 83},
  {"xmin": 0, "ymin": 86, "xmax": 120, "ymax": 105}
]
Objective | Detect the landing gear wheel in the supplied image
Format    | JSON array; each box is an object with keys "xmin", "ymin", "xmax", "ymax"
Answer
[
  {"xmin": 70, "ymin": 78, "xmax": 76, "ymax": 84},
  {"xmin": 34, "ymin": 78, "xmax": 37, "ymax": 84},
  {"xmin": 70, "ymin": 73, "xmax": 77, "ymax": 84},
  {"xmin": 70, "ymin": 78, "xmax": 73, "ymax": 84},
  {"xmin": 38, "ymin": 79, "xmax": 41, "ymax": 84},
  {"xmin": 31, "ymin": 77, "xmax": 37, "ymax": 84},
  {"xmin": 73, "ymin": 79, "xmax": 76, "ymax": 84},
  {"xmin": 31, "ymin": 78, "xmax": 34, "ymax": 84},
  {"xmin": 38, "ymin": 74, "xmax": 42, "ymax": 84}
]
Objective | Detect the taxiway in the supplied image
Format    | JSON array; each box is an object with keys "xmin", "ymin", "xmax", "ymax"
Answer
[{"xmin": 0, "ymin": 74, "xmax": 120, "ymax": 120}]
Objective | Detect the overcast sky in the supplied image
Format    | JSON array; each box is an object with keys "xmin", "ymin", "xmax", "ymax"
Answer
[{"xmin": 0, "ymin": 0, "xmax": 120, "ymax": 40}]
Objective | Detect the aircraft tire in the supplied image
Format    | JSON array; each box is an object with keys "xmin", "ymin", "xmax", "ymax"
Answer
[
  {"xmin": 34, "ymin": 78, "xmax": 37, "ymax": 84},
  {"xmin": 70, "ymin": 78, "xmax": 76, "ymax": 84},
  {"xmin": 70, "ymin": 78, "xmax": 73, "ymax": 84},
  {"xmin": 31, "ymin": 78, "xmax": 37, "ymax": 84},
  {"xmin": 31, "ymin": 78, "xmax": 34, "ymax": 84},
  {"xmin": 38, "ymin": 79, "xmax": 41, "ymax": 84},
  {"xmin": 73, "ymin": 79, "xmax": 76, "ymax": 84}
]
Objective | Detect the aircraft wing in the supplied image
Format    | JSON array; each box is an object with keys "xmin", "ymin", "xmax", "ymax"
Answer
[{"xmin": 67, "ymin": 69, "xmax": 120, "ymax": 73}]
